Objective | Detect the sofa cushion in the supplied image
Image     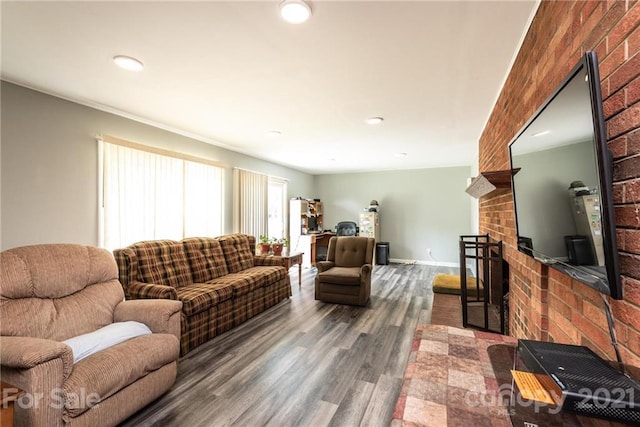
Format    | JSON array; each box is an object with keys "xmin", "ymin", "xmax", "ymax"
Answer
[
  {"xmin": 241, "ymin": 266, "xmax": 287, "ymax": 288},
  {"xmin": 182, "ymin": 237, "xmax": 229, "ymax": 282},
  {"xmin": 0, "ymin": 244, "xmax": 118, "ymax": 300},
  {"xmin": 217, "ymin": 234, "xmax": 255, "ymax": 273},
  {"xmin": 129, "ymin": 240, "xmax": 192, "ymax": 288},
  {"xmin": 207, "ymin": 274, "xmax": 255, "ymax": 297},
  {"xmin": 175, "ymin": 283, "xmax": 234, "ymax": 316},
  {"xmin": 317, "ymin": 267, "xmax": 362, "ymax": 285},
  {"xmin": 1, "ymin": 281, "xmax": 124, "ymax": 342},
  {"xmin": 333, "ymin": 237, "xmax": 372, "ymax": 267},
  {"xmin": 207, "ymin": 266, "xmax": 286, "ymax": 296},
  {"xmin": 63, "ymin": 333, "xmax": 179, "ymax": 418},
  {"xmin": 1, "ymin": 244, "xmax": 123, "ymax": 341}
]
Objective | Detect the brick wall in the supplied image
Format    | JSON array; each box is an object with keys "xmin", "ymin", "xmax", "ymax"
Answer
[{"xmin": 479, "ymin": 0, "xmax": 640, "ymax": 366}]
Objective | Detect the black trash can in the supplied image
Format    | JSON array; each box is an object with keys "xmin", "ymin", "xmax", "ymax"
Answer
[{"xmin": 376, "ymin": 242, "xmax": 390, "ymax": 265}]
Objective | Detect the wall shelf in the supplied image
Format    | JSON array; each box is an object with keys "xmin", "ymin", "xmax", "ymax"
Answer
[{"xmin": 465, "ymin": 168, "xmax": 520, "ymax": 198}]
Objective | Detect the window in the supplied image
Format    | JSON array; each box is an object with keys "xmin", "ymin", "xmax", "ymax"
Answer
[
  {"xmin": 233, "ymin": 169, "xmax": 288, "ymax": 240},
  {"xmin": 268, "ymin": 177, "xmax": 287, "ymax": 239},
  {"xmin": 99, "ymin": 137, "xmax": 223, "ymax": 250}
]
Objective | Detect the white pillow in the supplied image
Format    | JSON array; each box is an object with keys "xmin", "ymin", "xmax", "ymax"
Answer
[{"xmin": 63, "ymin": 321, "xmax": 152, "ymax": 363}]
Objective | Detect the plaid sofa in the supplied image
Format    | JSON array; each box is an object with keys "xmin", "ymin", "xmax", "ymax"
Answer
[{"xmin": 114, "ymin": 234, "xmax": 291, "ymax": 355}]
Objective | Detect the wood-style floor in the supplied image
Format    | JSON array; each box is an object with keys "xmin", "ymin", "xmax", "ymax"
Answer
[{"xmin": 121, "ymin": 263, "xmax": 462, "ymax": 427}]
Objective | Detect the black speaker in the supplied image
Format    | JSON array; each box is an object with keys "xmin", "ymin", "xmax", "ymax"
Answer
[{"xmin": 564, "ymin": 235, "xmax": 595, "ymax": 265}]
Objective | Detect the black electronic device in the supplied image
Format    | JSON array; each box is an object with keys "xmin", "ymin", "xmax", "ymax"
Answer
[
  {"xmin": 517, "ymin": 339, "xmax": 640, "ymax": 424},
  {"xmin": 307, "ymin": 216, "xmax": 318, "ymax": 232},
  {"xmin": 509, "ymin": 51, "xmax": 622, "ymax": 300},
  {"xmin": 564, "ymin": 235, "xmax": 596, "ymax": 265}
]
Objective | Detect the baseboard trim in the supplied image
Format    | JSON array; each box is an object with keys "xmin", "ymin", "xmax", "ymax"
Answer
[{"xmin": 388, "ymin": 258, "xmax": 459, "ymax": 268}]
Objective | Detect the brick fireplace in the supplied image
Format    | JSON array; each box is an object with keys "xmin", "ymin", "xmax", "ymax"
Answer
[{"xmin": 478, "ymin": 1, "xmax": 640, "ymax": 366}]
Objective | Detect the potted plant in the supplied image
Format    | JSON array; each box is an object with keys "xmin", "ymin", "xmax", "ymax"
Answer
[
  {"xmin": 258, "ymin": 235, "xmax": 271, "ymax": 255},
  {"xmin": 270, "ymin": 237, "xmax": 289, "ymax": 256}
]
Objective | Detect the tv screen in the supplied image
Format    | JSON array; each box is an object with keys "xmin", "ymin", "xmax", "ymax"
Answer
[{"xmin": 509, "ymin": 51, "xmax": 622, "ymax": 299}]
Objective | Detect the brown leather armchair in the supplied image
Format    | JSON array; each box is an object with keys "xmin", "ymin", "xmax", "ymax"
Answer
[{"xmin": 314, "ymin": 236, "xmax": 375, "ymax": 306}]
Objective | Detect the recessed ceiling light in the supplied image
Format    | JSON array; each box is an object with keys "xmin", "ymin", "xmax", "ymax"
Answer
[
  {"xmin": 113, "ymin": 55, "xmax": 144, "ymax": 72},
  {"xmin": 394, "ymin": 152, "xmax": 408, "ymax": 158},
  {"xmin": 279, "ymin": 0, "xmax": 312, "ymax": 24},
  {"xmin": 532, "ymin": 130, "xmax": 550, "ymax": 137},
  {"xmin": 267, "ymin": 130, "xmax": 282, "ymax": 137},
  {"xmin": 365, "ymin": 117, "xmax": 384, "ymax": 125}
]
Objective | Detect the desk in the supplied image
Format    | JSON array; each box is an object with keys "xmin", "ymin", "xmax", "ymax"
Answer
[
  {"xmin": 312, "ymin": 232, "xmax": 334, "ymax": 263},
  {"xmin": 278, "ymin": 251, "xmax": 303, "ymax": 287},
  {"xmin": 295, "ymin": 232, "xmax": 335, "ymax": 267}
]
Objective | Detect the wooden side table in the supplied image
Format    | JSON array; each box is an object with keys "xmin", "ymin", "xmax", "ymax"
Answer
[
  {"xmin": 279, "ymin": 251, "xmax": 304, "ymax": 287},
  {"xmin": 1, "ymin": 382, "xmax": 24, "ymax": 427}
]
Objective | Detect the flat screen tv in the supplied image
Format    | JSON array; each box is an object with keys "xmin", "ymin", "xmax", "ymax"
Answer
[{"xmin": 509, "ymin": 51, "xmax": 622, "ymax": 299}]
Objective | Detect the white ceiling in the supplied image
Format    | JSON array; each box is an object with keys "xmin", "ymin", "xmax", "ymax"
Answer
[{"xmin": 1, "ymin": 0, "xmax": 538, "ymax": 175}]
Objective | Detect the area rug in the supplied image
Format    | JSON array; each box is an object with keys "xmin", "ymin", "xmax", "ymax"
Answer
[
  {"xmin": 432, "ymin": 273, "xmax": 482, "ymax": 296},
  {"xmin": 391, "ymin": 324, "xmax": 517, "ymax": 427}
]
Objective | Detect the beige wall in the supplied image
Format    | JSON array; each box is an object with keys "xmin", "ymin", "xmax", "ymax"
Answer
[
  {"xmin": 1, "ymin": 82, "xmax": 314, "ymax": 250},
  {"xmin": 2, "ymin": 82, "xmax": 473, "ymax": 263},
  {"xmin": 315, "ymin": 167, "xmax": 473, "ymax": 264}
]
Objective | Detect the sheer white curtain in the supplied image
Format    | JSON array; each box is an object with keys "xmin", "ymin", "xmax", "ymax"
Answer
[
  {"xmin": 233, "ymin": 168, "xmax": 268, "ymax": 238},
  {"xmin": 100, "ymin": 138, "xmax": 223, "ymax": 250},
  {"xmin": 184, "ymin": 160, "xmax": 223, "ymax": 237},
  {"xmin": 268, "ymin": 177, "xmax": 288, "ymax": 239}
]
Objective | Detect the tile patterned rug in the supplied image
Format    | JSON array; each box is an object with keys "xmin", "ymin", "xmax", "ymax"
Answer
[{"xmin": 392, "ymin": 324, "xmax": 517, "ymax": 427}]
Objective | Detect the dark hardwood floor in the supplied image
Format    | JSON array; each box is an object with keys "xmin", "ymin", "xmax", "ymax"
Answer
[{"xmin": 121, "ymin": 263, "xmax": 462, "ymax": 427}]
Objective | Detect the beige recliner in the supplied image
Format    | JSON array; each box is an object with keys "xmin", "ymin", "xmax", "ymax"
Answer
[
  {"xmin": 0, "ymin": 244, "xmax": 182, "ymax": 426},
  {"xmin": 315, "ymin": 236, "xmax": 375, "ymax": 306}
]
